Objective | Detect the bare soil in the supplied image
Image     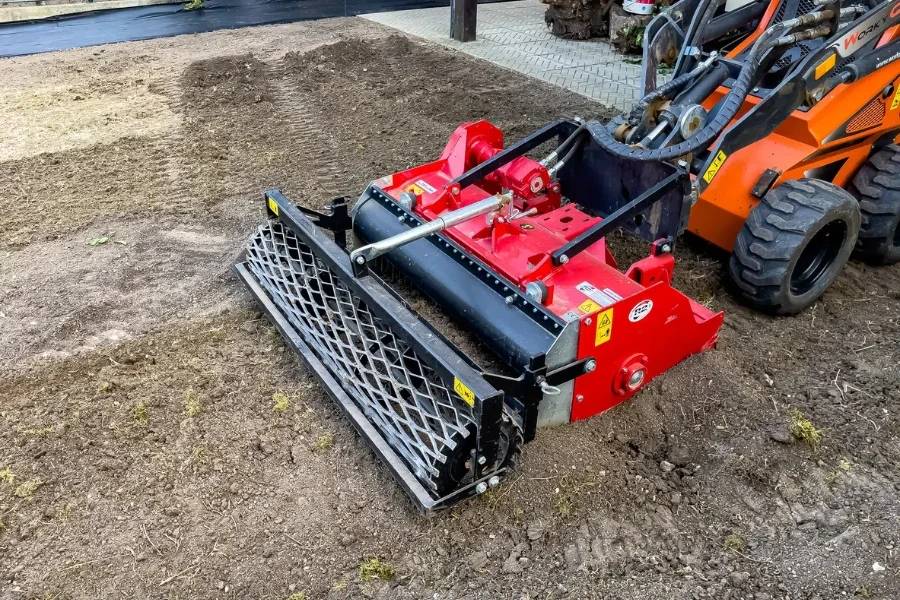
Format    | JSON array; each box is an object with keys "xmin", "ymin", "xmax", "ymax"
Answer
[{"xmin": 1, "ymin": 18, "xmax": 899, "ymax": 600}]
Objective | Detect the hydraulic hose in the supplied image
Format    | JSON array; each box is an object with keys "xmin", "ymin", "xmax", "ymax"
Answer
[
  {"xmin": 674, "ymin": 62, "xmax": 730, "ymax": 106},
  {"xmin": 541, "ymin": 121, "xmax": 586, "ymax": 167},
  {"xmin": 590, "ymin": 23, "xmax": 783, "ymax": 162},
  {"xmin": 627, "ymin": 49, "xmax": 723, "ymax": 125}
]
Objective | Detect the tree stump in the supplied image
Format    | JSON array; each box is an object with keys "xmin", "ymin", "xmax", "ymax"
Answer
[
  {"xmin": 609, "ymin": 3, "xmax": 654, "ymax": 52},
  {"xmin": 542, "ymin": 0, "xmax": 613, "ymax": 40}
]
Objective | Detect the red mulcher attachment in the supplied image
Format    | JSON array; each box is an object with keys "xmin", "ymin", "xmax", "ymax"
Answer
[
  {"xmin": 366, "ymin": 120, "xmax": 723, "ymax": 420},
  {"xmin": 238, "ymin": 117, "xmax": 723, "ymax": 512}
]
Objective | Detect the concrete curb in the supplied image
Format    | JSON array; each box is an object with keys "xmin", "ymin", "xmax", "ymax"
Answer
[{"xmin": 0, "ymin": 0, "xmax": 179, "ymax": 24}]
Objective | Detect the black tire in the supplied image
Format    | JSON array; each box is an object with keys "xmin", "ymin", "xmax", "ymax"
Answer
[
  {"xmin": 847, "ymin": 145, "xmax": 900, "ymax": 265},
  {"xmin": 729, "ymin": 178, "xmax": 860, "ymax": 315}
]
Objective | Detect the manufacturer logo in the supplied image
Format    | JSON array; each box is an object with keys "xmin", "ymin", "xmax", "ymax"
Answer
[
  {"xmin": 841, "ymin": 1, "xmax": 900, "ymax": 55},
  {"xmin": 629, "ymin": 300, "xmax": 653, "ymax": 323}
]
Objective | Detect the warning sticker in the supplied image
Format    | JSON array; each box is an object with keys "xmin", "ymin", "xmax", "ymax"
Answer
[
  {"xmin": 405, "ymin": 183, "xmax": 425, "ymax": 196},
  {"xmin": 891, "ymin": 87, "xmax": 900, "ymax": 111},
  {"xmin": 578, "ymin": 299, "xmax": 601, "ymax": 315},
  {"xmin": 595, "ymin": 308, "xmax": 613, "ymax": 346},
  {"xmin": 561, "ymin": 310, "xmax": 581, "ymax": 323},
  {"xmin": 453, "ymin": 377, "xmax": 476, "ymax": 407},
  {"xmin": 267, "ymin": 197, "xmax": 279, "ymax": 216},
  {"xmin": 703, "ymin": 150, "xmax": 728, "ymax": 183},
  {"xmin": 414, "ymin": 179, "xmax": 438, "ymax": 194},
  {"xmin": 576, "ymin": 282, "xmax": 616, "ymax": 307}
]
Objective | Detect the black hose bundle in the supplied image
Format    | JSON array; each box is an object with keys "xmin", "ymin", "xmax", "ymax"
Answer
[{"xmin": 590, "ymin": 24, "xmax": 783, "ymax": 162}]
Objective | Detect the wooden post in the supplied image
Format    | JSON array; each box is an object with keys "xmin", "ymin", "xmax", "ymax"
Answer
[{"xmin": 450, "ymin": 0, "xmax": 477, "ymax": 42}]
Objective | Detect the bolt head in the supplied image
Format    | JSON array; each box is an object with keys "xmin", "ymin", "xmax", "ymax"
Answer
[
  {"xmin": 576, "ymin": 394, "xmax": 584, "ymax": 403},
  {"xmin": 585, "ymin": 359, "xmax": 597, "ymax": 373},
  {"xmin": 451, "ymin": 187, "xmax": 460, "ymax": 195},
  {"xmin": 505, "ymin": 295, "xmax": 515, "ymax": 305},
  {"xmin": 354, "ymin": 256, "xmax": 365, "ymax": 265},
  {"xmin": 477, "ymin": 455, "xmax": 487, "ymax": 465},
  {"xmin": 661, "ymin": 243, "xmax": 672, "ymax": 253},
  {"xmin": 488, "ymin": 476, "xmax": 501, "ymax": 488},
  {"xmin": 475, "ymin": 482, "xmax": 488, "ymax": 494},
  {"xmin": 584, "ymin": 318, "xmax": 592, "ymax": 326},
  {"xmin": 559, "ymin": 255, "xmax": 569, "ymax": 264}
]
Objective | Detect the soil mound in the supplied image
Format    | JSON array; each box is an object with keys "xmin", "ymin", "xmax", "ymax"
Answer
[{"xmin": 181, "ymin": 54, "xmax": 273, "ymax": 107}]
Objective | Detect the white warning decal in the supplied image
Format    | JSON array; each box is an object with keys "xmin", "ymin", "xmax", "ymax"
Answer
[
  {"xmin": 415, "ymin": 179, "xmax": 438, "ymax": 194},
  {"xmin": 576, "ymin": 282, "xmax": 616, "ymax": 307},
  {"xmin": 629, "ymin": 299, "xmax": 653, "ymax": 323},
  {"xmin": 603, "ymin": 287, "xmax": 623, "ymax": 302}
]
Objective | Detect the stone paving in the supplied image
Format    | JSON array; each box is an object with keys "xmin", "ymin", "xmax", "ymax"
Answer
[{"xmin": 363, "ymin": 0, "xmax": 643, "ymax": 111}]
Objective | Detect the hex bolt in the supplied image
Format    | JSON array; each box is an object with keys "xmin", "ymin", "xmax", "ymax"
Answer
[
  {"xmin": 661, "ymin": 243, "xmax": 672, "ymax": 253},
  {"xmin": 585, "ymin": 359, "xmax": 597, "ymax": 373},
  {"xmin": 398, "ymin": 215, "xmax": 406, "ymax": 223},
  {"xmin": 585, "ymin": 318, "xmax": 592, "ymax": 326},
  {"xmin": 505, "ymin": 295, "xmax": 515, "ymax": 305},
  {"xmin": 451, "ymin": 187, "xmax": 460, "ymax": 195},
  {"xmin": 354, "ymin": 256, "xmax": 365, "ymax": 265},
  {"xmin": 488, "ymin": 476, "xmax": 501, "ymax": 488},
  {"xmin": 477, "ymin": 455, "xmax": 487, "ymax": 465},
  {"xmin": 475, "ymin": 482, "xmax": 488, "ymax": 494},
  {"xmin": 576, "ymin": 394, "xmax": 584, "ymax": 403},
  {"xmin": 559, "ymin": 255, "xmax": 569, "ymax": 264}
]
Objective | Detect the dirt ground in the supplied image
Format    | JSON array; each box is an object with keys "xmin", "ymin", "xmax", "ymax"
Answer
[{"xmin": 1, "ymin": 18, "xmax": 898, "ymax": 600}]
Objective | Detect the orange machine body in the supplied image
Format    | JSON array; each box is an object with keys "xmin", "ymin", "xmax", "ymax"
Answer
[{"xmin": 689, "ymin": 14, "xmax": 900, "ymax": 251}]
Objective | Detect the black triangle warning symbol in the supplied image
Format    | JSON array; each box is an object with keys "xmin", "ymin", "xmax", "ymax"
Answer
[{"xmin": 599, "ymin": 313, "xmax": 611, "ymax": 327}]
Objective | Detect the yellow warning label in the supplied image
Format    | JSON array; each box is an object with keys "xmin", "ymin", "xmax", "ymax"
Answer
[
  {"xmin": 595, "ymin": 308, "xmax": 613, "ymax": 346},
  {"xmin": 814, "ymin": 53, "xmax": 836, "ymax": 80},
  {"xmin": 578, "ymin": 299, "xmax": 601, "ymax": 315},
  {"xmin": 454, "ymin": 377, "xmax": 476, "ymax": 407},
  {"xmin": 703, "ymin": 150, "xmax": 728, "ymax": 184},
  {"xmin": 267, "ymin": 197, "xmax": 279, "ymax": 216},
  {"xmin": 891, "ymin": 87, "xmax": 900, "ymax": 111},
  {"xmin": 405, "ymin": 184, "xmax": 425, "ymax": 196}
]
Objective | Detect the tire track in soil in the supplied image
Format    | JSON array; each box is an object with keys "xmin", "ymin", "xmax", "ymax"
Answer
[
  {"xmin": 269, "ymin": 56, "xmax": 351, "ymax": 202},
  {"xmin": 146, "ymin": 71, "xmax": 190, "ymax": 213}
]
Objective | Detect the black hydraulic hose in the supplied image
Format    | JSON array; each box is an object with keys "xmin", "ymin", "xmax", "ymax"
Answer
[
  {"xmin": 559, "ymin": 131, "xmax": 587, "ymax": 166},
  {"xmin": 543, "ymin": 121, "xmax": 587, "ymax": 165},
  {"xmin": 674, "ymin": 62, "xmax": 730, "ymax": 105},
  {"xmin": 590, "ymin": 25, "xmax": 781, "ymax": 162}
]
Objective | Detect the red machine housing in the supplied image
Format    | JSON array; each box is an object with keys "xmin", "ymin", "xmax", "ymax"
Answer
[{"xmin": 376, "ymin": 121, "xmax": 724, "ymax": 422}]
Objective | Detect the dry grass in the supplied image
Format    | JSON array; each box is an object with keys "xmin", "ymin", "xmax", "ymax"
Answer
[
  {"xmin": 184, "ymin": 388, "xmax": 202, "ymax": 417},
  {"xmin": 13, "ymin": 479, "xmax": 43, "ymax": 499}
]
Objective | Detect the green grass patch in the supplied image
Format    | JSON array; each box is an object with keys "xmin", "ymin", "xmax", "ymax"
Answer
[
  {"xmin": 312, "ymin": 433, "xmax": 333, "ymax": 452},
  {"xmin": 132, "ymin": 402, "xmax": 150, "ymax": 427},
  {"xmin": 724, "ymin": 533, "xmax": 745, "ymax": 553},
  {"xmin": 0, "ymin": 467, "xmax": 15, "ymax": 486},
  {"xmin": 790, "ymin": 408, "xmax": 821, "ymax": 452},
  {"xmin": 273, "ymin": 391, "xmax": 290, "ymax": 413},
  {"xmin": 359, "ymin": 557, "xmax": 395, "ymax": 582},
  {"xmin": 14, "ymin": 479, "xmax": 43, "ymax": 499}
]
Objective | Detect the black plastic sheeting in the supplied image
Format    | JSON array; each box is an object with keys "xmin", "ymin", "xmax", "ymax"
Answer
[{"xmin": 0, "ymin": 0, "xmax": 510, "ymax": 57}]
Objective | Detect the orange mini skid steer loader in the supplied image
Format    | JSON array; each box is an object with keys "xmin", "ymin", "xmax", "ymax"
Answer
[{"xmin": 615, "ymin": 0, "xmax": 900, "ymax": 313}]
